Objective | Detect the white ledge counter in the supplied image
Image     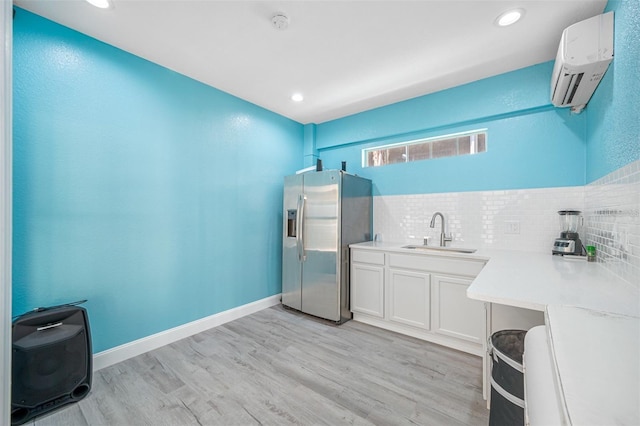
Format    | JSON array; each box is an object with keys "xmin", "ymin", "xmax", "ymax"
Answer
[
  {"xmin": 466, "ymin": 250, "xmax": 639, "ymax": 317},
  {"xmin": 544, "ymin": 306, "xmax": 639, "ymax": 425}
]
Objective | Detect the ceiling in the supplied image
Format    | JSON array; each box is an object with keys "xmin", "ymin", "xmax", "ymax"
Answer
[{"xmin": 14, "ymin": 0, "xmax": 607, "ymax": 124}]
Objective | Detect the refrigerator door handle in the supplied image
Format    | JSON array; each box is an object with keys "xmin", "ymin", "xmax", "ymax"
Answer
[
  {"xmin": 296, "ymin": 194, "xmax": 302, "ymax": 261},
  {"xmin": 297, "ymin": 194, "xmax": 307, "ymax": 262}
]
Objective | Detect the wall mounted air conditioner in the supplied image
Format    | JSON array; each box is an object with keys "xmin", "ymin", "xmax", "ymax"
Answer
[{"xmin": 550, "ymin": 11, "xmax": 614, "ymax": 113}]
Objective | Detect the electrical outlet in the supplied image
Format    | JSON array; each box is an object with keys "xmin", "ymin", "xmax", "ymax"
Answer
[{"xmin": 505, "ymin": 220, "xmax": 520, "ymax": 234}]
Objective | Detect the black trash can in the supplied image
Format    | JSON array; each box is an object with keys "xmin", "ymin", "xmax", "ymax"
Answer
[{"xmin": 488, "ymin": 329, "xmax": 526, "ymax": 426}]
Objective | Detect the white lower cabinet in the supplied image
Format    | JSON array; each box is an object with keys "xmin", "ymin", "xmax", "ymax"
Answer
[
  {"xmin": 350, "ymin": 248, "xmax": 487, "ymax": 356},
  {"xmin": 351, "ymin": 263, "xmax": 385, "ymax": 318},
  {"xmin": 432, "ymin": 275, "xmax": 484, "ymax": 344},
  {"xmin": 388, "ymin": 269, "xmax": 431, "ymax": 330}
]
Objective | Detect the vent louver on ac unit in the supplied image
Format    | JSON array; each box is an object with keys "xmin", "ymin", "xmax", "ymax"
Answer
[
  {"xmin": 550, "ymin": 12, "xmax": 614, "ymax": 114},
  {"xmin": 552, "ymin": 72, "xmax": 584, "ymax": 106}
]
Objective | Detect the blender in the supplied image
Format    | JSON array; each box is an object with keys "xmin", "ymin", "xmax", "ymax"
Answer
[{"xmin": 552, "ymin": 210, "xmax": 584, "ymax": 255}]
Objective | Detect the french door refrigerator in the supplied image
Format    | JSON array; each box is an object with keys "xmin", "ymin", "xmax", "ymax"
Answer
[{"xmin": 282, "ymin": 170, "xmax": 372, "ymax": 323}]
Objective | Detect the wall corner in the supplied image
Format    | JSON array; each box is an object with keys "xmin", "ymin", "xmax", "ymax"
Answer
[{"xmin": 303, "ymin": 123, "xmax": 318, "ymax": 167}]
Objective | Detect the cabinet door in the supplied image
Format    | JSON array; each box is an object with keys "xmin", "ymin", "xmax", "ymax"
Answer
[
  {"xmin": 351, "ymin": 263, "xmax": 384, "ymax": 317},
  {"xmin": 388, "ymin": 269, "xmax": 431, "ymax": 330},
  {"xmin": 432, "ymin": 275, "xmax": 484, "ymax": 344}
]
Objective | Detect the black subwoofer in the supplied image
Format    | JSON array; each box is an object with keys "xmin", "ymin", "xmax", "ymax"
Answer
[{"xmin": 11, "ymin": 305, "xmax": 92, "ymax": 425}]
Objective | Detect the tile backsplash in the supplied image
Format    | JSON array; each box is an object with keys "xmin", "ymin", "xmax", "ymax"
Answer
[
  {"xmin": 373, "ymin": 159, "xmax": 639, "ymax": 286},
  {"xmin": 584, "ymin": 160, "xmax": 640, "ymax": 286},
  {"xmin": 374, "ymin": 186, "xmax": 585, "ymax": 253}
]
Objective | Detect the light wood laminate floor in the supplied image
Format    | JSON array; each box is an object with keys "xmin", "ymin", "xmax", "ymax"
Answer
[{"xmin": 33, "ymin": 305, "xmax": 489, "ymax": 425}]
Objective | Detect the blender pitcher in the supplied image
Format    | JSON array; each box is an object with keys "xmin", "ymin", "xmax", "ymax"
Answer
[{"xmin": 552, "ymin": 210, "xmax": 584, "ymax": 255}]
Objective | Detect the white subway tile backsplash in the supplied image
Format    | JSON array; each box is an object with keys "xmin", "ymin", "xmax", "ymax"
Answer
[
  {"xmin": 374, "ymin": 186, "xmax": 585, "ymax": 253},
  {"xmin": 373, "ymin": 159, "xmax": 640, "ymax": 287},
  {"xmin": 584, "ymin": 160, "xmax": 640, "ymax": 287}
]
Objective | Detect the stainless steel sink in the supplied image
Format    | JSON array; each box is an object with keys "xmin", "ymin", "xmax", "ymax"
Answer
[{"xmin": 402, "ymin": 245, "xmax": 477, "ymax": 254}]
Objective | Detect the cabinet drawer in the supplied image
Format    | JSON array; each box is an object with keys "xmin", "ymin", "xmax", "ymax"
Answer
[
  {"xmin": 351, "ymin": 249, "xmax": 385, "ymax": 265},
  {"xmin": 389, "ymin": 253, "xmax": 485, "ymax": 277}
]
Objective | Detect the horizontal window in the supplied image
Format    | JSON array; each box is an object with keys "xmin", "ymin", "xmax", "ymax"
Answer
[{"xmin": 362, "ymin": 129, "xmax": 487, "ymax": 168}]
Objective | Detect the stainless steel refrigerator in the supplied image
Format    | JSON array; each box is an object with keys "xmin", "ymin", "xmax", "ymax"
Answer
[{"xmin": 282, "ymin": 170, "xmax": 372, "ymax": 323}]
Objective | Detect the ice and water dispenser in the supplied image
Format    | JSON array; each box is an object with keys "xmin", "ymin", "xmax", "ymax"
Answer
[{"xmin": 287, "ymin": 209, "xmax": 297, "ymax": 238}]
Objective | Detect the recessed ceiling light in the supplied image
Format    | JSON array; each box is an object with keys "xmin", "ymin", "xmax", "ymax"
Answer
[
  {"xmin": 85, "ymin": 0, "xmax": 112, "ymax": 9},
  {"xmin": 291, "ymin": 93, "xmax": 304, "ymax": 102},
  {"xmin": 496, "ymin": 9, "xmax": 524, "ymax": 27}
]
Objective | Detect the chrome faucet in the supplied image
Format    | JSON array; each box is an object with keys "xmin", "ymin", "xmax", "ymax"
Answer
[{"xmin": 430, "ymin": 211, "xmax": 453, "ymax": 247}]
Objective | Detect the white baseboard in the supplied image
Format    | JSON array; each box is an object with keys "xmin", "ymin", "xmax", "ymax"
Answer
[{"xmin": 93, "ymin": 294, "xmax": 281, "ymax": 372}]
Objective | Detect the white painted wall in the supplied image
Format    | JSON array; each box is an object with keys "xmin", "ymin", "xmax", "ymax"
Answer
[{"xmin": 1, "ymin": 2, "xmax": 13, "ymax": 424}]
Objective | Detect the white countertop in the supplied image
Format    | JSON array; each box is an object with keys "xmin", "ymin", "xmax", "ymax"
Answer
[
  {"xmin": 545, "ymin": 306, "xmax": 639, "ymax": 425},
  {"xmin": 352, "ymin": 242, "xmax": 639, "ymax": 316},
  {"xmin": 467, "ymin": 249, "xmax": 639, "ymax": 317},
  {"xmin": 350, "ymin": 241, "xmax": 491, "ymax": 261},
  {"xmin": 469, "ymin": 249, "xmax": 639, "ymax": 425}
]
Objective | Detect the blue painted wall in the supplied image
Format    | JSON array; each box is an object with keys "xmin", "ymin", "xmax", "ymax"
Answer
[
  {"xmin": 317, "ymin": 0, "xmax": 639, "ymax": 194},
  {"xmin": 317, "ymin": 62, "xmax": 555, "ymax": 149},
  {"xmin": 316, "ymin": 63, "xmax": 587, "ymax": 195},
  {"xmin": 320, "ymin": 107, "xmax": 585, "ymax": 195},
  {"xmin": 13, "ymin": 9, "xmax": 303, "ymax": 353},
  {"xmin": 586, "ymin": 0, "xmax": 640, "ymax": 182},
  {"xmin": 13, "ymin": 0, "xmax": 635, "ymax": 354}
]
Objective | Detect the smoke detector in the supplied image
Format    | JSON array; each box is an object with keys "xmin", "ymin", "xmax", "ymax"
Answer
[{"xmin": 272, "ymin": 14, "xmax": 289, "ymax": 30}]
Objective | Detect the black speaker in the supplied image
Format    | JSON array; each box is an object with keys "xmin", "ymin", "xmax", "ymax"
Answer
[{"xmin": 11, "ymin": 305, "xmax": 92, "ymax": 425}]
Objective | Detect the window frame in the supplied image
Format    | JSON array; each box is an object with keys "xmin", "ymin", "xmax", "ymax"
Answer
[{"xmin": 362, "ymin": 129, "xmax": 487, "ymax": 168}]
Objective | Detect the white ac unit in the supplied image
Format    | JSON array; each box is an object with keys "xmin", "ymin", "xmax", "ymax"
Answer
[{"xmin": 550, "ymin": 11, "xmax": 614, "ymax": 113}]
